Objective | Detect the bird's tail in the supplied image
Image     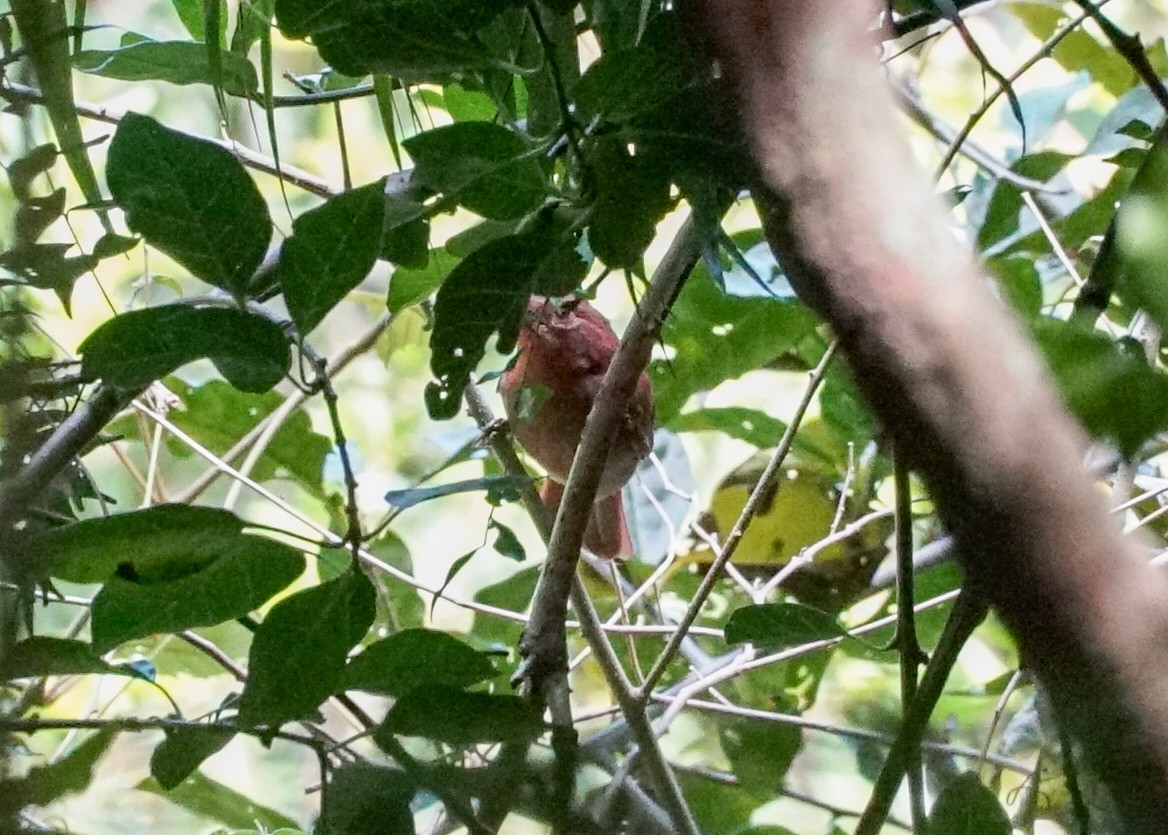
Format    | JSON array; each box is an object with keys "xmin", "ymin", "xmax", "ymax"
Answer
[{"xmin": 540, "ymin": 481, "xmax": 632, "ymax": 560}]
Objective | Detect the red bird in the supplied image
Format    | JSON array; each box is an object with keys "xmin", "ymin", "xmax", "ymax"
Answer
[{"xmin": 500, "ymin": 296, "xmax": 655, "ymax": 559}]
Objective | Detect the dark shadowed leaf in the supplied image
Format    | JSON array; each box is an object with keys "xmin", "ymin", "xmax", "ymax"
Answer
[
  {"xmin": 587, "ymin": 137, "xmax": 672, "ymax": 268},
  {"xmin": 279, "ymin": 179, "xmax": 386, "ymax": 335},
  {"xmin": 724, "ymin": 602, "xmax": 847, "ymax": 650},
  {"xmin": 238, "ymin": 567, "xmax": 376, "ymax": 728},
  {"xmin": 404, "ymin": 123, "xmax": 547, "ymax": 220},
  {"xmin": 426, "ymin": 223, "xmax": 568, "ymax": 418},
  {"xmin": 1, "ymin": 637, "xmax": 125, "ymax": 679},
  {"xmin": 78, "ymin": 304, "xmax": 290, "ymax": 392},
  {"xmin": 377, "ymin": 687, "xmax": 543, "ymax": 746},
  {"xmin": 274, "ymin": 0, "xmax": 523, "ymax": 79},
  {"xmin": 321, "ymin": 764, "xmax": 416, "ymax": 835},
  {"xmin": 107, "ymin": 113, "xmax": 271, "ymax": 295},
  {"xmin": 720, "ymin": 719, "xmax": 802, "ymax": 796},
  {"xmin": 926, "ymin": 773, "xmax": 1011, "ymax": 835},
  {"xmin": 345, "ymin": 628, "xmax": 495, "ymax": 695},
  {"xmin": 150, "ymin": 724, "xmax": 235, "ymax": 790},
  {"xmin": 0, "ymin": 728, "xmax": 115, "ymax": 814}
]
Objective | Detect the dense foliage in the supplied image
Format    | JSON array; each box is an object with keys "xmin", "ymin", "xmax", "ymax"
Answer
[{"xmin": 2, "ymin": 1, "xmax": 1168, "ymax": 833}]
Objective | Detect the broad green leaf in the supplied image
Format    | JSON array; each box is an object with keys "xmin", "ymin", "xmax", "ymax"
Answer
[
  {"xmin": 926, "ymin": 773, "xmax": 1010, "ymax": 835},
  {"xmin": 366, "ymin": 534, "xmax": 424, "ymax": 630},
  {"xmin": 472, "ymin": 566, "xmax": 539, "ymax": 649},
  {"xmin": 588, "ymin": 137, "xmax": 672, "ymax": 268},
  {"xmin": 724, "ymin": 602, "xmax": 847, "ymax": 650},
  {"xmin": 720, "ymin": 719, "xmax": 801, "ymax": 797},
  {"xmin": 150, "ymin": 724, "xmax": 235, "ymax": 790},
  {"xmin": 278, "ymin": 179, "xmax": 387, "ymax": 335},
  {"xmin": 274, "ymin": 0, "xmax": 523, "ymax": 80},
  {"xmin": 489, "ymin": 518, "xmax": 526, "ymax": 561},
  {"xmin": 137, "ymin": 772, "xmax": 300, "ymax": 832},
  {"xmin": 386, "ymin": 249, "xmax": 459, "ymax": 312},
  {"xmin": 384, "ymin": 475, "xmax": 531, "ymax": 512},
  {"xmin": 986, "ymin": 255, "xmax": 1042, "ymax": 320},
  {"xmin": 1116, "ymin": 125, "xmax": 1168, "ymax": 334},
  {"xmin": 78, "ymin": 304, "xmax": 290, "ymax": 392},
  {"xmin": 404, "ymin": 123, "xmax": 547, "ymax": 220},
  {"xmin": 2, "ymin": 637, "xmax": 127, "ymax": 678},
  {"xmin": 0, "ymin": 727, "xmax": 115, "ymax": 814},
  {"xmin": 237, "ymin": 567, "xmax": 376, "ymax": 728},
  {"xmin": 35, "ymin": 504, "xmax": 246, "ymax": 583},
  {"xmin": 345, "ymin": 628, "xmax": 495, "ymax": 695},
  {"xmin": 676, "ymin": 768, "xmax": 757, "ymax": 835},
  {"xmin": 377, "ymin": 686, "xmax": 543, "ymax": 745},
  {"xmin": 1035, "ymin": 318, "xmax": 1168, "ymax": 456},
  {"xmin": 649, "ymin": 270, "xmax": 819, "ymax": 421},
  {"xmin": 75, "ymin": 41, "xmax": 257, "ymax": 95},
  {"xmin": 171, "ymin": 0, "xmax": 229, "ymax": 44},
  {"xmin": 163, "ymin": 379, "xmax": 331, "ymax": 495},
  {"xmin": 320, "ymin": 765, "xmax": 415, "ymax": 835},
  {"xmin": 107, "ymin": 113, "xmax": 271, "ymax": 295},
  {"xmin": 90, "ymin": 534, "xmax": 305, "ymax": 653},
  {"xmin": 976, "ymin": 152, "xmax": 1070, "ymax": 251},
  {"xmin": 669, "ymin": 407, "xmax": 790, "ymax": 450}
]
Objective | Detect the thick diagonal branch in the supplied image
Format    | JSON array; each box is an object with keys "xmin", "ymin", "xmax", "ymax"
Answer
[{"xmin": 692, "ymin": 0, "xmax": 1168, "ymax": 829}]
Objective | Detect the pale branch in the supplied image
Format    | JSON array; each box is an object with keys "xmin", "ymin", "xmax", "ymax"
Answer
[{"xmin": 692, "ymin": 0, "xmax": 1168, "ymax": 828}]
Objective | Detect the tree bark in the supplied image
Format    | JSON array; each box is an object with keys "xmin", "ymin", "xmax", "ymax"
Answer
[{"xmin": 690, "ymin": 0, "xmax": 1168, "ymax": 828}]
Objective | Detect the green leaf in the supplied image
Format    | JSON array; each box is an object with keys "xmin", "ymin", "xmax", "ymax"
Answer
[
  {"xmin": 172, "ymin": 0, "xmax": 229, "ymax": 43},
  {"xmin": 720, "ymin": 719, "xmax": 801, "ymax": 797},
  {"xmin": 0, "ymin": 727, "xmax": 116, "ymax": 814},
  {"xmin": 1, "ymin": 637, "xmax": 125, "ymax": 679},
  {"xmin": 79, "ymin": 304, "xmax": 290, "ymax": 392},
  {"xmin": 10, "ymin": 0, "xmax": 111, "ymax": 233},
  {"xmin": 238, "ymin": 567, "xmax": 376, "ymax": 728},
  {"xmin": 345, "ymin": 628, "xmax": 495, "ymax": 695},
  {"xmin": 377, "ymin": 686, "xmax": 543, "ymax": 745},
  {"xmin": 588, "ymin": 138, "xmax": 672, "ymax": 268},
  {"xmin": 926, "ymin": 773, "xmax": 1010, "ymax": 835},
  {"xmin": 163, "ymin": 379, "xmax": 331, "ymax": 495},
  {"xmin": 387, "ymin": 249, "xmax": 459, "ymax": 312},
  {"xmin": 987, "ymin": 255, "xmax": 1042, "ymax": 320},
  {"xmin": 976, "ymin": 152, "xmax": 1070, "ymax": 251},
  {"xmin": 278, "ymin": 179, "xmax": 387, "ymax": 335},
  {"xmin": 1035, "ymin": 318, "xmax": 1168, "ymax": 456},
  {"xmin": 0, "ymin": 243, "xmax": 98, "ymax": 312},
  {"xmin": 137, "ymin": 771, "xmax": 300, "ymax": 832},
  {"xmin": 150, "ymin": 724, "xmax": 235, "ymax": 790},
  {"xmin": 107, "ymin": 113, "xmax": 271, "ymax": 295},
  {"xmin": 649, "ymin": 270, "xmax": 819, "ymax": 421},
  {"xmin": 1116, "ymin": 126, "xmax": 1168, "ymax": 333},
  {"xmin": 90, "ymin": 533, "xmax": 305, "ymax": 653},
  {"xmin": 274, "ymin": 0, "xmax": 523, "ymax": 80},
  {"xmin": 321, "ymin": 765, "xmax": 415, "ymax": 835},
  {"xmin": 367, "ymin": 534, "xmax": 424, "ymax": 630},
  {"xmin": 489, "ymin": 518, "xmax": 526, "ymax": 561},
  {"xmin": 668, "ymin": 407, "xmax": 789, "ymax": 450},
  {"xmin": 425, "ymin": 226, "xmax": 563, "ymax": 419},
  {"xmin": 74, "ymin": 41, "xmax": 257, "ymax": 95},
  {"xmin": 404, "ymin": 123, "xmax": 547, "ymax": 220},
  {"xmin": 384, "ymin": 475, "xmax": 531, "ymax": 512},
  {"xmin": 724, "ymin": 602, "xmax": 847, "ymax": 650},
  {"xmin": 36, "ymin": 504, "xmax": 246, "ymax": 583}
]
